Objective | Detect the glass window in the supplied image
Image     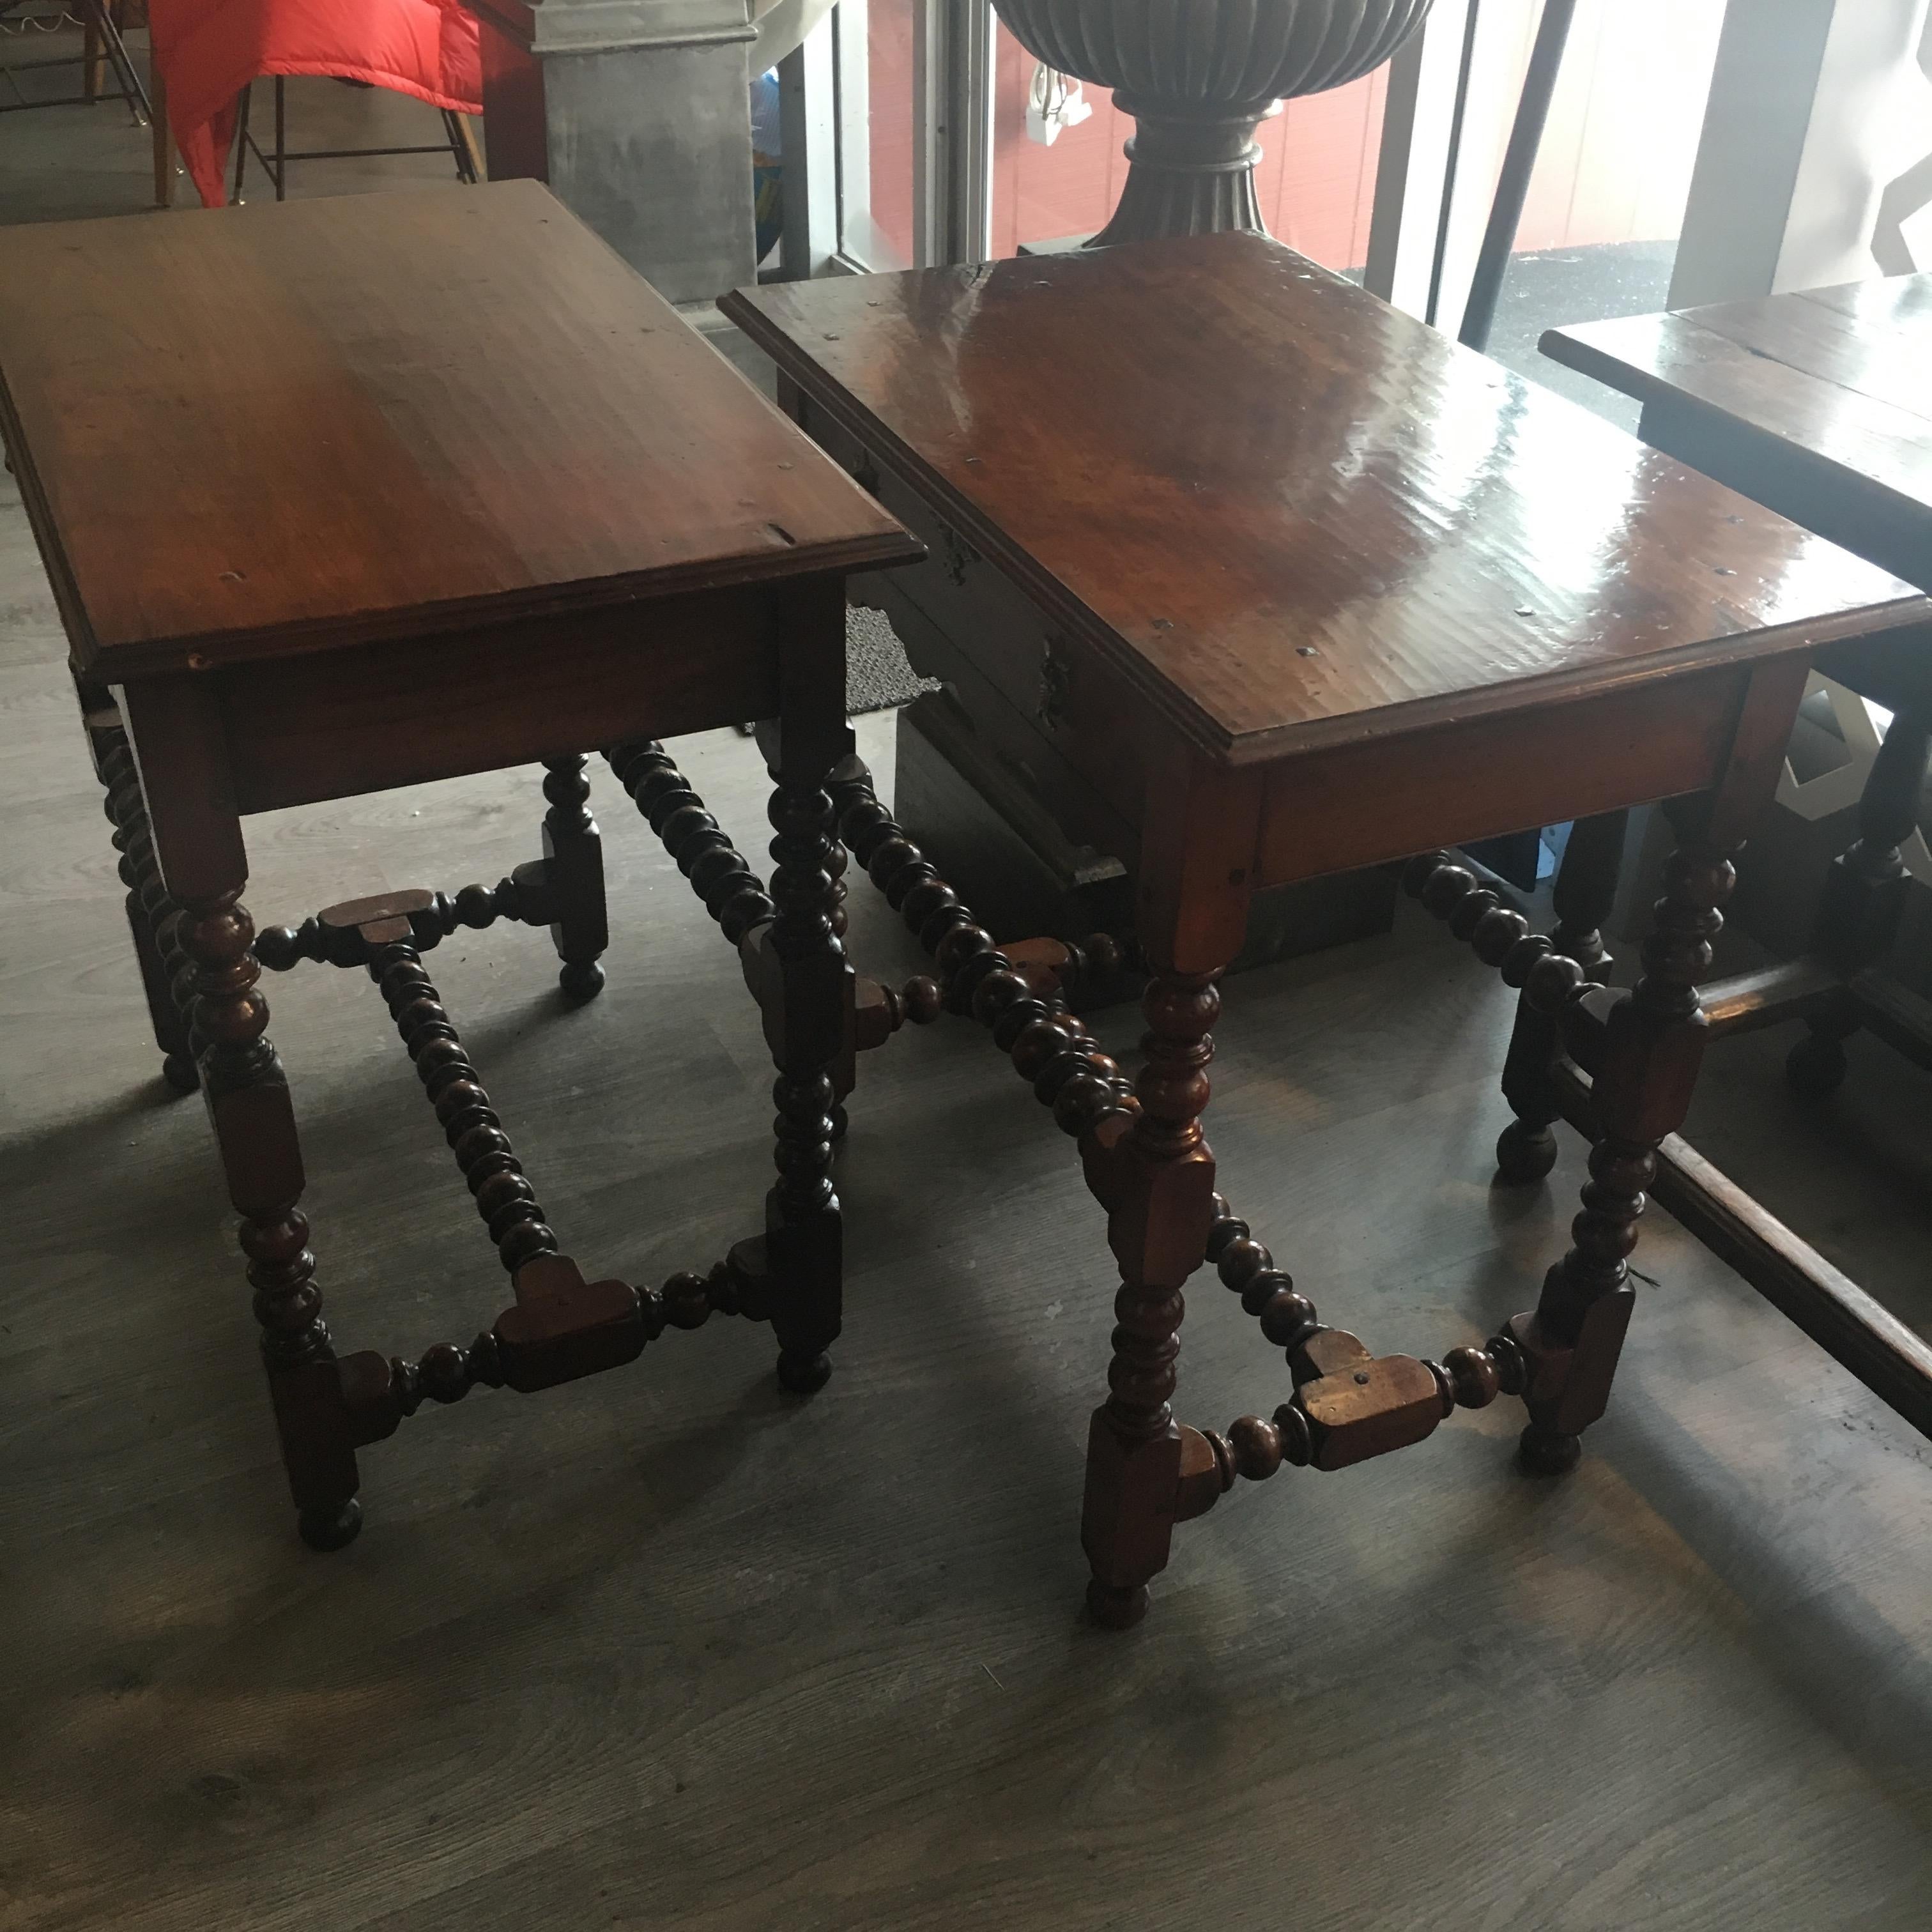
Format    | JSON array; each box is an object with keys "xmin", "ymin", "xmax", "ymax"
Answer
[{"xmin": 1446, "ymin": 0, "xmax": 1729, "ymax": 422}]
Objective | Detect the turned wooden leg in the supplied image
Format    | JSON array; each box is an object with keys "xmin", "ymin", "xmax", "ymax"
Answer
[
  {"xmin": 87, "ymin": 709, "xmax": 199, "ymax": 1093},
  {"xmin": 1511, "ymin": 824, "xmax": 1733, "ymax": 1475},
  {"xmin": 151, "ymin": 48, "xmax": 174, "ymax": 207},
  {"xmin": 757, "ymin": 724, "xmax": 855, "ymax": 1395},
  {"xmin": 1496, "ymin": 810, "xmax": 1627, "ymax": 1182},
  {"xmin": 177, "ymin": 878, "xmax": 361, "ymax": 1547},
  {"xmin": 125, "ymin": 678, "xmax": 363, "ymax": 1546},
  {"xmin": 540, "ymin": 754, "xmax": 608, "ymax": 1000},
  {"xmin": 1080, "ymin": 970, "xmax": 1222, "ymax": 1629},
  {"xmin": 82, "ymin": 0, "xmax": 103, "ymax": 102},
  {"xmin": 1789, "ymin": 704, "xmax": 1931, "ymax": 1100}
]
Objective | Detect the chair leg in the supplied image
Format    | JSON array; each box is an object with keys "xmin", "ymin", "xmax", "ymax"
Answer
[
  {"xmin": 445, "ymin": 108, "xmax": 483, "ymax": 184},
  {"xmin": 82, "ymin": 10, "xmax": 102, "ymax": 102},
  {"xmin": 92, "ymin": 0, "xmax": 151, "ymax": 125},
  {"xmin": 151, "ymin": 47, "xmax": 174, "ymax": 205},
  {"xmin": 230, "ymin": 82, "xmax": 252, "ymax": 203},
  {"xmin": 539, "ymin": 755, "xmax": 608, "ymax": 999}
]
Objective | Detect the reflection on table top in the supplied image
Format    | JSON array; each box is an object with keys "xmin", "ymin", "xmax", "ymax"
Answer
[
  {"xmin": 726, "ymin": 235, "xmax": 1927, "ymax": 763},
  {"xmin": 1545, "ymin": 276, "xmax": 1932, "ymax": 514}
]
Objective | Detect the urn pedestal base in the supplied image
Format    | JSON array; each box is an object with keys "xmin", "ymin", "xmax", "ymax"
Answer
[{"xmin": 1091, "ymin": 102, "xmax": 1271, "ymax": 245}]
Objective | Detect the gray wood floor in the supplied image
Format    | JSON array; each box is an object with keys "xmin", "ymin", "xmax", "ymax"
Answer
[{"xmin": 5, "ymin": 77, "xmax": 1932, "ymax": 1932}]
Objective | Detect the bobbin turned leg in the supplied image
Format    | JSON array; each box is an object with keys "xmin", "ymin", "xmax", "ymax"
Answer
[
  {"xmin": 540, "ymin": 754, "xmax": 608, "ymax": 1000},
  {"xmin": 1080, "ymin": 970, "xmax": 1222, "ymax": 1629},
  {"xmin": 77, "ymin": 685, "xmax": 199, "ymax": 1092},
  {"xmin": 1496, "ymin": 811, "xmax": 1626, "ymax": 1182},
  {"xmin": 753, "ymin": 585, "xmax": 857, "ymax": 1396},
  {"xmin": 1510, "ymin": 818, "xmax": 1734, "ymax": 1475},
  {"xmin": 178, "ymin": 878, "xmax": 361, "ymax": 1546},
  {"xmin": 128, "ymin": 679, "xmax": 361, "ymax": 1547},
  {"xmin": 1788, "ymin": 704, "xmax": 1931, "ymax": 1098}
]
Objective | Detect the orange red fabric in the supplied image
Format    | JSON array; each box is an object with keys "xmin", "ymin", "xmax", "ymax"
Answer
[{"xmin": 148, "ymin": 0, "xmax": 482, "ymax": 207}]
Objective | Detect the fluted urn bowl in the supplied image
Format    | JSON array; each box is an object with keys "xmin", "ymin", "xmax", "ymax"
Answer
[{"xmin": 993, "ymin": 0, "xmax": 1436, "ymax": 244}]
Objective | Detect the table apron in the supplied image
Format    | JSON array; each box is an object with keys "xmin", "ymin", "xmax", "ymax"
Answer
[
  {"xmin": 188, "ymin": 585, "xmax": 790, "ymax": 817},
  {"xmin": 1253, "ymin": 661, "xmax": 1759, "ymax": 890}
]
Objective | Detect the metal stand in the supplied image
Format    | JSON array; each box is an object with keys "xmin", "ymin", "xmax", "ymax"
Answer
[
  {"xmin": 1458, "ymin": 0, "xmax": 1578, "ymax": 353},
  {"xmin": 230, "ymin": 73, "xmax": 480, "ymax": 203}
]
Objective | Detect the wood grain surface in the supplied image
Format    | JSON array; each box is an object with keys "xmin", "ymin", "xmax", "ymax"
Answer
[
  {"xmin": 723, "ymin": 236, "xmax": 1928, "ymax": 765},
  {"xmin": 0, "ymin": 179, "xmax": 917, "ymax": 678}
]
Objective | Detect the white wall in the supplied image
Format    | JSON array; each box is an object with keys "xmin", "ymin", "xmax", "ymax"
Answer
[{"xmin": 1671, "ymin": 0, "xmax": 1932, "ymax": 305}]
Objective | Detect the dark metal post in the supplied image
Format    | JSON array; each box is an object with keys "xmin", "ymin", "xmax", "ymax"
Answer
[{"xmin": 1459, "ymin": 0, "xmax": 1577, "ymax": 353}]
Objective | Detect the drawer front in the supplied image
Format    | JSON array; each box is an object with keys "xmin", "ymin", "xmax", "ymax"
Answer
[{"xmin": 786, "ymin": 379, "xmax": 1154, "ymax": 862}]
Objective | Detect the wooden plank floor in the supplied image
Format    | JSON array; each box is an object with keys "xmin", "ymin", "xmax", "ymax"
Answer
[{"xmin": 5, "ymin": 93, "xmax": 1932, "ymax": 1932}]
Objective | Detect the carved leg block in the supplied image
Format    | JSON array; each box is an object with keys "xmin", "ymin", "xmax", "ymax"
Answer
[
  {"xmin": 540, "ymin": 755, "xmax": 608, "ymax": 999},
  {"xmin": 1508, "ymin": 1284, "xmax": 1634, "ymax": 1473},
  {"xmin": 767, "ymin": 1199, "xmax": 840, "ymax": 1392},
  {"xmin": 1080, "ymin": 1413, "xmax": 1183, "ymax": 1628},
  {"xmin": 269, "ymin": 1356, "xmax": 365, "ymax": 1547}
]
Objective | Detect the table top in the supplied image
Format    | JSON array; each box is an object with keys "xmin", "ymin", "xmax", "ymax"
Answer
[
  {"xmin": 0, "ymin": 180, "xmax": 917, "ymax": 680},
  {"xmin": 723, "ymin": 236, "xmax": 1928, "ymax": 767},
  {"xmin": 1542, "ymin": 277, "xmax": 1932, "ymax": 526}
]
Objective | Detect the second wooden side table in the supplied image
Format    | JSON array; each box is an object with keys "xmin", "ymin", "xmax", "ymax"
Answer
[{"xmin": 724, "ymin": 235, "xmax": 1931, "ymax": 1626}]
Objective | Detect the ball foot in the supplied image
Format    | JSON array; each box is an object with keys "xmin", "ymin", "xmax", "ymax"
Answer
[
  {"xmin": 1085, "ymin": 1579, "xmax": 1150, "ymax": 1630},
  {"xmin": 776, "ymin": 1350, "xmax": 832, "ymax": 1395},
  {"xmin": 1785, "ymin": 1031, "xmax": 1848, "ymax": 1101},
  {"xmin": 162, "ymin": 1051, "xmax": 200, "ymax": 1094},
  {"xmin": 1495, "ymin": 1120, "xmax": 1559, "ymax": 1184},
  {"xmin": 1516, "ymin": 1425, "xmax": 1582, "ymax": 1477},
  {"xmin": 558, "ymin": 960, "xmax": 606, "ymax": 1001},
  {"xmin": 298, "ymin": 1498, "xmax": 363, "ymax": 1551}
]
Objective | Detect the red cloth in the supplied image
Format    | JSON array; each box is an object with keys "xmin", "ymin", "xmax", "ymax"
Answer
[{"xmin": 150, "ymin": 0, "xmax": 481, "ymax": 208}]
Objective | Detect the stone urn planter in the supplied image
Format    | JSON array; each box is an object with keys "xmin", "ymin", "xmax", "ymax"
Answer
[{"xmin": 992, "ymin": 0, "xmax": 1436, "ymax": 245}]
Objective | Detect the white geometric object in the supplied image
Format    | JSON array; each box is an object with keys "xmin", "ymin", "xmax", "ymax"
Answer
[{"xmin": 1776, "ymin": 673, "xmax": 1932, "ymax": 884}]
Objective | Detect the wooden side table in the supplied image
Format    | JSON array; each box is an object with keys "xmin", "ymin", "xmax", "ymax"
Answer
[
  {"xmin": 0, "ymin": 181, "xmax": 919, "ymax": 1549},
  {"xmin": 1528, "ymin": 279, "xmax": 1932, "ymax": 1432},
  {"xmin": 723, "ymin": 234, "xmax": 1931, "ymax": 1627}
]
